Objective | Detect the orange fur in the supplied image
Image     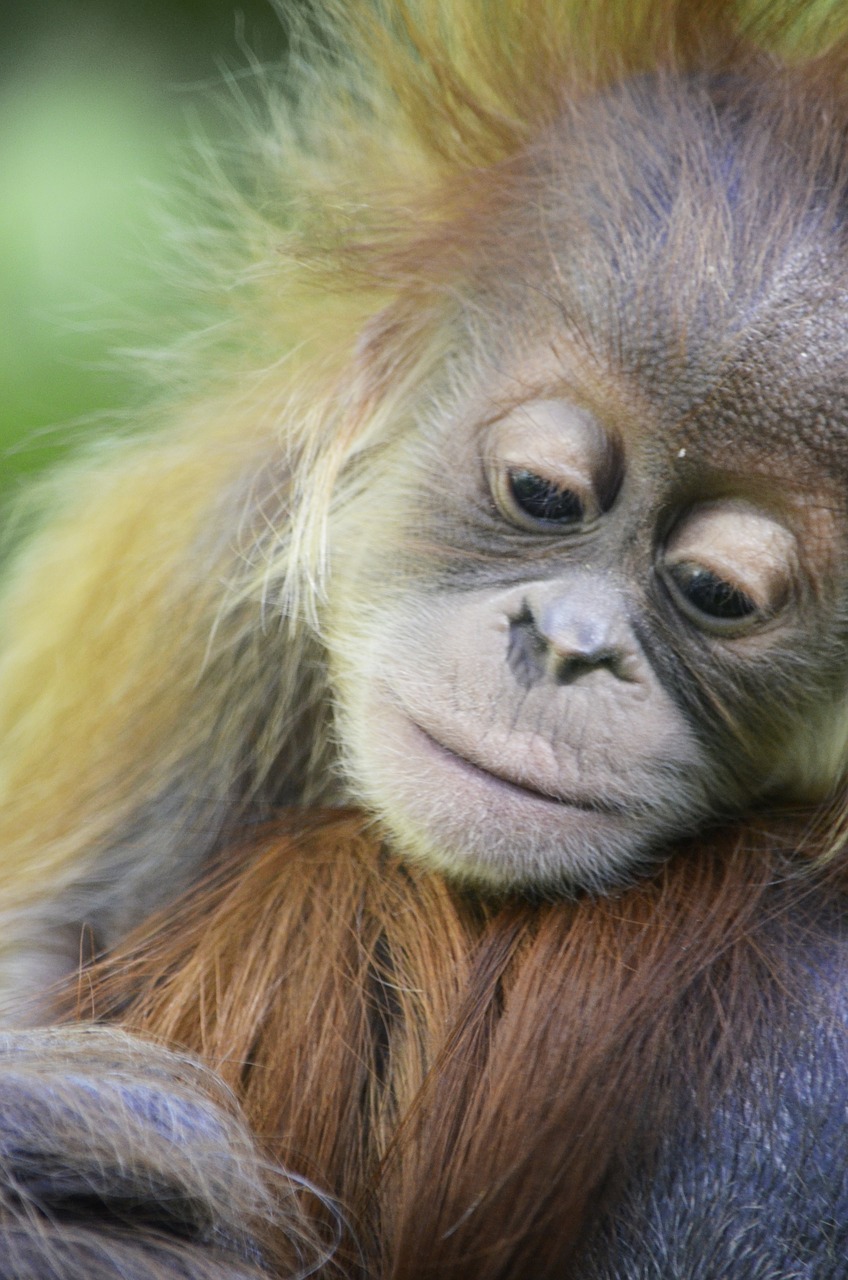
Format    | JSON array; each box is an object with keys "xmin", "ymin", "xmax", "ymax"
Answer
[{"xmin": 72, "ymin": 807, "xmax": 846, "ymax": 1278}]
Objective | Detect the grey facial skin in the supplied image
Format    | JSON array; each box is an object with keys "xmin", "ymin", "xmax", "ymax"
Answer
[{"xmin": 327, "ymin": 79, "xmax": 848, "ymax": 893}]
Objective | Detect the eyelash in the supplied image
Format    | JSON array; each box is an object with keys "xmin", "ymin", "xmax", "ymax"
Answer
[
  {"xmin": 667, "ymin": 562, "xmax": 759, "ymax": 625},
  {"xmin": 506, "ymin": 469, "xmax": 585, "ymax": 526}
]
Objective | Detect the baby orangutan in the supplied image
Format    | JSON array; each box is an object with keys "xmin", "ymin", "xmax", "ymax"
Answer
[
  {"xmin": 2, "ymin": 0, "xmax": 848, "ymax": 1004},
  {"xmin": 0, "ymin": 0, "xmax": 847, "ymax": 1274}
]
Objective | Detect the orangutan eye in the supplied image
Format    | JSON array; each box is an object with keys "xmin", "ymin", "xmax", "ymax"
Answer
[
  {"xmin": 668, "ymin": 563, "xmax": 758, "ymax": 623},
  {"xmin": 484, "ymin": 400, "xmax": 616, "ymax": 535},
  {"xmin": 662, "ymin": 501, "xmax": 798, "ymax": 636},
  {"xmin": 507, "ymin": 469, "xmax": 584, "ymax": 526}
]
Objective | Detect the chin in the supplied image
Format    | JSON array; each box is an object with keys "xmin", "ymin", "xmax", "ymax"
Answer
[{"xmin": 342, "ymin": 699, "xmax": 688, "ymax": 895}]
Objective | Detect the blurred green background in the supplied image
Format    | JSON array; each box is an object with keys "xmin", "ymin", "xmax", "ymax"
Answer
[{"xmin": 0, "ymin": 0, "xmax": 288, "ymax": 500}]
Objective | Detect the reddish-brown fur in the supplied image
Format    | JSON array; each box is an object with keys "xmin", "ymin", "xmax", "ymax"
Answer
[{"xmin": 72, "ymin": 807, "xmax": 846, "ymax": 1278}]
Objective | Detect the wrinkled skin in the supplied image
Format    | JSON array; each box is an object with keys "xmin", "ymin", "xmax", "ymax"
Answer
[{"xmin": 325, "ymin": 82, "xmax": 848, "ymax": 892}]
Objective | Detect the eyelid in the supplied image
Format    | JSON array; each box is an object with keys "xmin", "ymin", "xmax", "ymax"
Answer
[
  {"xmin": 661, "ymin": 501, "xmax": 798, "ymax": 632},
  {"xmin": 483, "ymin": 400, "xmax": 617, "ymax": 529},
  {"xmin": 487, "ymin": 453, "xmax": 603, "ymax": 528},
  {"xmin": 500, "ymin": 456, "xmax": 596, "ymax": 501},
  {"xmin": 664, "ymin": 551, "xmax": 774, "ymax": 613},
  {"xmin": 664, "ymin": 562, "xmax": 763, "ymax": 631},
  {"xmin": 506, "ymin": 468, "xmax": 586, "ymax": 525}
]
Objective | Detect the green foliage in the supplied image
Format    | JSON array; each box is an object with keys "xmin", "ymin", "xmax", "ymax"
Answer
[{"xmin": 0, "ymin": 0, "xmax": 285, "ymax": 498}]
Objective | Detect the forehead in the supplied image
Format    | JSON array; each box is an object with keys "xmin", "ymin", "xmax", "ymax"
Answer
[
  {"xmin": 676, "ymin": 330, "xmax": 848, "ymax": 487},
  {"xmin": 469, "ymin": 78, "xmax": 848, "ymax": 488},
  {"xmin": 474, "ymin": 322, "xmax": 848, "ymax": 509}
]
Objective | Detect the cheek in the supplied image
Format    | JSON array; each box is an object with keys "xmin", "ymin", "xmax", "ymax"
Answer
[{"xmin": 743, "ymin": 672, "xmax": 848, "ymax": 800}]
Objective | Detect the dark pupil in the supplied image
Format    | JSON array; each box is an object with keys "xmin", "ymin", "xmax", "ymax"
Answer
[
  {"xmin": 508, "ymin": 469, "xmax": 583, "ymax": 524},
  {"xmin": 675, "ymin": 566, "xmax": 756, "ymax": 620}
]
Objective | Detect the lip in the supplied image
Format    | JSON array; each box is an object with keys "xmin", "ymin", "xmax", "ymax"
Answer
[{"xmin": 409, "ymin": 719, "xmax": 624, "ymax": 815}]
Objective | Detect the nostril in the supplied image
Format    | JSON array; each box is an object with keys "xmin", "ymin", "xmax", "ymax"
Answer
[
  {"xmin": 507, "ymin": 605, "xmax": 548, "ymax": 689},
  {"xmin": 553, "ymin": 647, "xmax": 622, "ymax": 685}
]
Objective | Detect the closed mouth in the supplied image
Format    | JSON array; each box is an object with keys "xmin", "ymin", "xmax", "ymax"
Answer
[{"xmin": 410, "ymin": 720, "xmax": 624, "ymax": 815}]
